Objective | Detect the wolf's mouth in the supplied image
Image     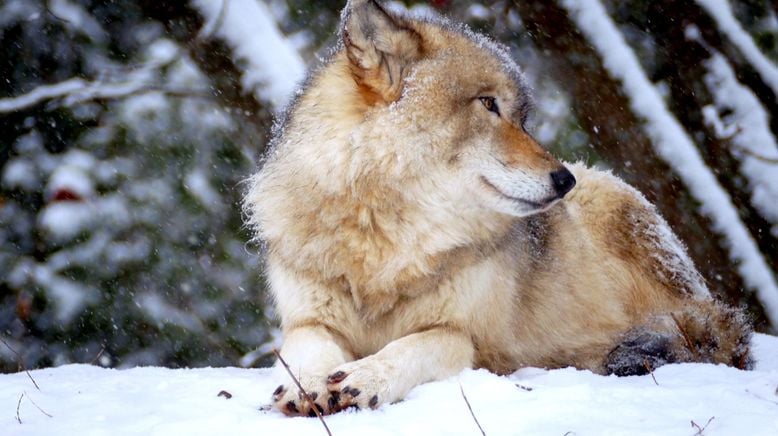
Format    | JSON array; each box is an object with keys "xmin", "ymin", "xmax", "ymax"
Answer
[{"xmin": 480, "ymin": 176, "xmax": 558, "ymax": 210}]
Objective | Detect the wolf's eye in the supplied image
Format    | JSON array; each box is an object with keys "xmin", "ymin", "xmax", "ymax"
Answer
[{"xmin": 479, "ymin": 96, "xmax": 500, "ymax": 116}]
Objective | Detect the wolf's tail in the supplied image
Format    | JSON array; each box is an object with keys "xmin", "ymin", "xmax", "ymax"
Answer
[{"xmin": 605, "ymin": 300, "xmax": 753, "ymax": 376}]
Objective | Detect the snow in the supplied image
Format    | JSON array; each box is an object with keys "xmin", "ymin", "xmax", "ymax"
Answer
[
  {"xmin": 136, "ymin": 293, "xmax": 204, "ymax": 333},
  {"xmin": 190, "ymin": 0, "xmax": 305, "ymax": 110},
  {"xmin": 466, "ymin": 4, "xmax": 492, "ymax": 21},
  {"xmin": 184, "ymin": 169, "xmax": 223, "ymax": 209},
  {"xmin": 38, "ymin": 202, "xmax": 94, "ymax": 241},
  {"xmin": 48, "ymin": 0, "xmax": 107, "ymax": 44},
  {"xmin": 2, "ymin": 333, "xmax": 777, "ymax": 435},
  {"xmin": 0, "ymin": 1, "xmax": 36, "ymax": 30},
  {"xmin": 0, "ymin": 38, "xmax": 187, "ymax": 115},
  {"xmin": 31, "ymin": 266, "xmax": 98, "ymax": 324},
  {"xmin": 1, "ymin": 158, "xmax": 38, "ymax": 191},
  {"xmin": 696, "ymin": 0, "xmax": 778, "ymax": 98},
  {"xmin": 701, "ymin": 51, "xmax": 778, "ymax": 234},
  {"xmin": 560, "ymin": 0, "xmax": 778, "ymax": 328},
  {"xmin": 45, "ymin": 164, "xmax": 94, "ymax": 201}
]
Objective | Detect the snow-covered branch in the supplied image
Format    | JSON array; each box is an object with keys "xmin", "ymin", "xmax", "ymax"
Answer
[
  {"xmin": 0, "ymin": 79, "xmax": 87, "ymax": 113},
  {"xmin": 0, "ymin": 78, "xmax": 210, "ymax": 114},
  {"xmin": 47, "ymin": 0, "xmax": 107, "ymax": 44},
  {"xmin": 189, "ymin": 0, "xmax": 305, "ymax": 110},
  {"xmin": 560, "ymin": 0, "xmax": 778, "ymax": 327},
  {"xmin": 696, "ymin": 0, "xmax": 778, "ymax": 98},
  {"xmin": 0, "ymin": 56, "xmax": 210, "ymax": 114},
  {"xmin": 702, "ymin": 52, "xmax": 778, "ymax": 228}
]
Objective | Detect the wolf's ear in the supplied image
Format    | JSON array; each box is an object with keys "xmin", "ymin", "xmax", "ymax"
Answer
[{"xmin": 341, "ymin": 0, "xmax": 422, "ymax": 103}]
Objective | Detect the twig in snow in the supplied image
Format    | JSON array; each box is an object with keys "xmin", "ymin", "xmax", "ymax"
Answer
[
  {"xmin": 16, "ymin": 393, "xmax": 23, "ymax": 424},
  {"xmin": 25, "ymin": 391, "xmax": 53, "ymax": 418},
  {"xmin": 691, "ymin": 416, "xmax": 715, "ymax": 435},
  {"xmin": 0, "ymin": 337, "xmax": 40, "ymax": 391},
  {"xmin": 515, "ymin": 383, "xmax": 534, "ymax": 391},
  {"xmin": 15, "ymin": 391, "xmax": 53, "ymax": 424},
  {"xmin": 459, "ymin": 383, "xmax": 486, "ymax": 436},
  {"xmin": 272, "ymin": 349, "xmax": 332, "ymax": 436},
  {"xmin": 643, "ymin": 359, "xmax": 658, "ymax": 385},
  {"xmin": 744, "ymin": 389, "xmax": 778, "ymax": 405}
]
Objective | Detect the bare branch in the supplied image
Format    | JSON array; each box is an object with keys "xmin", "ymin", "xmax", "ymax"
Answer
[
  {"xmin": 731, "ymin": 143, "xmax": 778, "ymax": 164},
  {"xmin": 713, "ymin": 125, "xmax": 778, "ymax": 164},
  {"xmin": 272, "ymin": 349, "xmax": 332, "ymax": 436},
  {"xmin": 459, "ymin": 383, "xmax": 486, "ymax": 436}
]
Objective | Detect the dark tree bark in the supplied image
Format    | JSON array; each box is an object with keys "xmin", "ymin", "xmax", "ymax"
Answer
[
  {"xmin": 639, "ymin": 0, "xmax": 777, "ymax": 322},
  {"xmin": 512, "ymin": 0, "xmax": 769, "ymax": 329}
]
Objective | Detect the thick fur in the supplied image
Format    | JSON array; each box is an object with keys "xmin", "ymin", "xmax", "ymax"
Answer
[{"xmin": 245, "ymin": 0, "xmax": 752, "ymax": 416}]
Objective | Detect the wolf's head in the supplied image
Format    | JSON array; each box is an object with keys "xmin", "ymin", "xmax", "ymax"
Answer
[{"xmin": 336, "ymin": 0, "xmax": 575, "ymax": 217}]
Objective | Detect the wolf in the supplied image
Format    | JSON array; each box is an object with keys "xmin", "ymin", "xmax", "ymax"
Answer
[{"xmin": 244, "ymin": 0, "xmax": 753, "ymax": 416}]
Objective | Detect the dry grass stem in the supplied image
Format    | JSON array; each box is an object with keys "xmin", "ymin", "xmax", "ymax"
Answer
[
  {"xmin": 272, "ymin": 349, "xmax": 332, "ymax": 436},
  {"xmin": 643, "ymin": 359, "xmax": 658, "ymax": 385},
  {"xmin": 459, "ymin": 383, "xmax": 486, "ymax": 436},
  {"xmin": 744, "ymin": 389, "xmax": 778, "ymax": 405},
  {"xmin": 691, "ymin": 416, "xmax": 715, "ymax": 435},
  {"xmin": 25, "ymin": 391, "xmax": 53, "ymax": 418},
  {"xmin": 16, "ymin": 393, "xmax": 23, "ymax": 424},
  {"xmin": 89, "ymin": 345, "xmax": 106, "ymax": 365},
  {"xmin": 1, "ymin": 337, "xmax": 40, "ymax": 391}
]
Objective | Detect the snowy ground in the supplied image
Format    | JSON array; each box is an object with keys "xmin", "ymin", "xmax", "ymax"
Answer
[{"xmin": 3, "ymin": 334, "xmax": 777, "ymax": 436}]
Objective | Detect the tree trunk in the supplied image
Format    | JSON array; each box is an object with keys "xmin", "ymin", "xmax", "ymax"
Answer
[
  {"xmin": 641, "ymin": 0, "xmax": 778, "ymax": 323},
  {"xmin": 512, "ymin": 0, "xmax": 769, "ymax": 329}
]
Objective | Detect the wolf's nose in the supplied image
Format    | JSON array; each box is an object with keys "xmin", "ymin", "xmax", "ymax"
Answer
[{"xmin": 550, "ymin": 167, "xmax": 576, "ymax": 198}]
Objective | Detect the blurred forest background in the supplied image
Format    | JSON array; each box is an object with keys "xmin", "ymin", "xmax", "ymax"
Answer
[{"xmin": 1, "ymin": 0, "xmax": 777, "ymax": 372}]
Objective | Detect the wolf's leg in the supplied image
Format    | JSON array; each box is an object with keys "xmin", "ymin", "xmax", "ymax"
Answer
[
  {"xmin": 325, "ymin": 327, "xmax": 474, "ymax": 410},
  {"xmin": 604, "ymin": 300, "xmax": 753, "ymax": 376},
  {"xmin": 271, "ymin": 325, "xmax": 354, "ymax": 416}
]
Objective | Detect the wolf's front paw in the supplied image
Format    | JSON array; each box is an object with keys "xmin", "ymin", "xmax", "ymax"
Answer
[
  {"xmin": 271, "ymin": 375, "xmax": 333, "ymax": 417},
  {"xmin": 326, "ymin": 358, "xmax": 391, "ymax": 411}
]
